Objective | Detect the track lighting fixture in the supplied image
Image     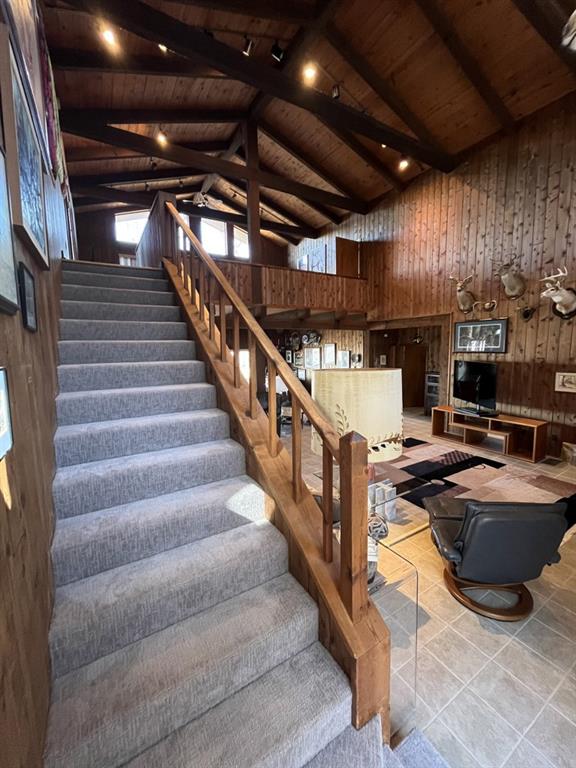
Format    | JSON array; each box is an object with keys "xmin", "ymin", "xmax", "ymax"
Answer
[
  {"xmin": 271, "ymin": 40, "xmax": 285, "ymax": 63},
  {"xmin": 156, "ymin": 129, "xmax": 168, "ymax": 147},
  {"xmin": 398, "ymin": 156, "xmax": 410, "ymax": 172},
  {"xmin": 101, "ymin": 28, "xmax": 117, "ymax": 48},
  {"xmin": 242, "ymin": 36, "xmax": 255, "ymax": 57},
  {"xmin": 158, "ymin": 44, "xmax": 168, "ymax": 53},
  {"xmin": 331, "ymin": 84, "xmax": 340, "ymax": 100},
  {"xmin": 302, "ymin": 62, "xmax": 317, "ymax": 84},
  {"xmin": 381, "ymin": 143, "xmax": 387, "ymax": 149}
]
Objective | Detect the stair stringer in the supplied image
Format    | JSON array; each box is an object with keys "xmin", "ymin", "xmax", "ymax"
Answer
[{"xmin": 164, "ymin": 257, "xmax": 391, "ymax": 739}]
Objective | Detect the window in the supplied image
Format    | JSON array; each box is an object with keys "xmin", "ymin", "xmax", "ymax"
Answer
[
  {"xmin": 200, "ymin": 219, "xmax": 227, "ymax": 256},
  {"xmin": 115, "ymin": 210, "xmax": 149, "ymax": 244},
  {"xmin": 177, "ymin": 213, "xmax": 191, "ymax": 252},
  {"xmin": 238, "ymin": 350, "xmax": 250, "ymax": 382},
  {"xmin": 233, "ymin": 226, "xmax": 250, "ymax": 260}
]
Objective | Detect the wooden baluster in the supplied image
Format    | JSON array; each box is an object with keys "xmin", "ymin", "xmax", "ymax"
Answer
[
  {"xmin": 339, "ymin": 432, "xmax": 369, "ymax": 623},
  {"xmin": 292, "ymin": 399, "xmax": 302, "ymax": 502},
  {"xmin": 198, "ymin": 262, "xmax": 205, "ymax": 324},
  {"xmin": 248, "ymin": 333, "xmax": 258, "ymax": 418},
  {"xmin": 219, "ymin": 291, "xmax": 227, "ymax": 362},
  {"xmin": 268, "ymin": 359, "xmax": 277, "ymax": 456},
  {"xmin": 192, "ymin": 255, "xmax": 200, "ymax": 311},
  {"xmin": 183, "ymin": 251, "xmax": 189, "ymax": 294},
  {"xmin": 322, "ymin": 444, "xmax": 334, "ymax": 563},
  {"xmin": 209, "ymin": 275, "xmax": 216, "ymax": 342},
  {"xmin": 233, "ymin": 311, "xmax": 241, "ymax": 388}
]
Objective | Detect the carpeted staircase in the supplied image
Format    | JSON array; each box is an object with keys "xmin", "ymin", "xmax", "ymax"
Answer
[{"xmin": 45, "ymin": 260, "xmax": 448, "ymax": 768}]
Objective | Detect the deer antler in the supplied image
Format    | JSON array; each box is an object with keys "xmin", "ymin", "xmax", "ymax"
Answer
[
  {"xmin": 539, "ymin": 265, "xmax": 568, "ymax": 284},
  {"xmin": 460, "ymin": 274, "xmax": 474, "ymax": 287}
]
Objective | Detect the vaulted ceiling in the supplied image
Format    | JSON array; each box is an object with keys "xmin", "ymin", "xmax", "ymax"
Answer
[{"xmin": 43, "ymin": 0, "xmax": 576, "ymax": 245}]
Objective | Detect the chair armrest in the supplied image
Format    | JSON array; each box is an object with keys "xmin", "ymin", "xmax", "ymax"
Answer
[{"xmin": 430, "ymin": 520, "xmax": 463, "ymax": 563}]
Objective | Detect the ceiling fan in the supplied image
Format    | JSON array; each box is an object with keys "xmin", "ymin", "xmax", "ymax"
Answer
[
  {"xmin": 562, "ymin": 8, "xmax": 576, "ymax": 51},
  {"xmin": 187, "ymin": 191, "xmax": 224, "ymax": 209}
]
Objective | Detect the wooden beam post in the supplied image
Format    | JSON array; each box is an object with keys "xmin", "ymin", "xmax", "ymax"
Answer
[
  {"xmin": 339, "ymin": 431, "xmax": 369, "ymax": 623},
  {"xmin": 244, "ymin": 120, "xmax": 262, "ymax": 264}
]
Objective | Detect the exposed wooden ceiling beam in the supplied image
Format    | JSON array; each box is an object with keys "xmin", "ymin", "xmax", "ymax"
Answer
[
  {"xmin": 60, "ymin": 108, "xmax": 246, "ymax": 124},
  {"xmin": 162, "ymin": 0, "xmax": 317, "ymax": 24},
  {"xmin": 178, "ymin": 201, "xmax": 317, "ymax": 238},
  {"xmin": 60, "ymin": 117, "xmax": 369, "ymax": 212},
  {"xmin": 49, "ymin": 47, "xmax": 227, "ymax": 78},
  {"xmin": 509, "ymin": 0, "xmax": 576, "ymax": 75},
  {"xmin": 223, "ymin": 178, "xmax": 318, "ymax": 233},
  {"xmin": 412, "ymin": 0, "xmax": 515, "ymax": 131},
  {"xmin": 212, "ymin": 191, "xmax": 300, "ymax": 246},
  {"xmin": 323, "ymin": 22, "xmax": 444, "ymax": 152},
  {"xmin": 64, "ymin": 0, "xmax": 455, "ymax": 171},
  {"xmin": 325, "ymin": 126, "xmax": 405, "ymax": 192},
  {"xmin": 70, "ymin": 168, "xmax": 207, "ymax": 186},
  {"xmin": 258, "ymin": 120, "xmax": 358, "ymax": 198}
]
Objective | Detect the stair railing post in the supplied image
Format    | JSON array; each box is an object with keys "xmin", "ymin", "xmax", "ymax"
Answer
[
  {"xmin": 339, "ymin": 431, "xmax": 369, "ymax": 623},
  {"xmin": 219, "ymin": 291, "xmax": 227, "ymax": 363},
  {"xmin": 267, "ymin": 358, "xmax": 277, "ymax": 456},
  {"xmin": 233, "ymin": 310, "xmax": 241, "ymax": 388},
  {"xmin": 208, "ymin": 275, "xmax": 216, "ymax": 342},
  {"xmin": 248, "ymin": 332, "xmax": 258, "ymax": 419},
  {"xmin": 292, "ymin": 399, "xmax": 302, "ymax": 502},
  {"xmin": 322, "ymin": 444, "xmax": 334, "ymax": 563}
]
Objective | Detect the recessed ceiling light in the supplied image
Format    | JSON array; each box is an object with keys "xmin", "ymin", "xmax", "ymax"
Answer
[
  {"xmin": 242, "ymin": 36, "xmax": 255, "ymax": 57},
  {"xmin": 101, "ymin": 28, "xmax": 116, "ymax": 47},
  {"xmin": 302, "ymin": 62, "xmax": 317, "ymax": 84},
  {"xmin": 381, "ymin": 143, "xmax": 387, "ymax": 149},
  {"xmin": 157, "ymin": 129, "xmax": 168, "ymax": 146},
  {"xmin": 158, "ymin": 43, "xmax": 168, "ymax": 53},
  {"xmin": 271, "ymin": 40, "xmax": 285, "ymax": 63},
  {"xmin": 398, "ymin": 156, "xmax": 410, "ymax": 172}
]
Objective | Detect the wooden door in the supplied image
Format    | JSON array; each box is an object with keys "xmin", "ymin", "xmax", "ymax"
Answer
[
  {"xmin": 336, "ymin": 237, "xmax": 359, "ymax": 277},
  {"xmin": 398, "ymin": 344, "xmax": 427, "ymax": 408}
]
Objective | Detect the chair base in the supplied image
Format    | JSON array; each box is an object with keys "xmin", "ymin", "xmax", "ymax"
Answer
[{"xmin": 443, "ymin": 566, "xmax": 534, "ymax": 622}]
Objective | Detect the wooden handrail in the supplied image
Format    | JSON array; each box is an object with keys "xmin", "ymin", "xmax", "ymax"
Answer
[
  {"xmin": 160, "ymin": 197, "xmax": 388, "ymax": 737},
  {"xmin": 166, "ymin": 201, "xmax": 342, "ymax": 460}
]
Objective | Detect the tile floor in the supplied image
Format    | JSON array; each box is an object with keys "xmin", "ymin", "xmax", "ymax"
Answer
[{"xmin": 282, "ymin": 410, "xmax": 576, "ymax": 768}]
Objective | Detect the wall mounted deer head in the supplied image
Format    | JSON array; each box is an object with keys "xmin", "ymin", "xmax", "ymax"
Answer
[
  {"xmin": 540, "ymin": 266, "xmax": 576, "ymax": 319},
  {"xmin": 449, "ymin": 273, "xmax": 476, "ymax": 314},
  {"xmin": 491, "ymin": 256, "xmax": 527, "ymax": 300}
]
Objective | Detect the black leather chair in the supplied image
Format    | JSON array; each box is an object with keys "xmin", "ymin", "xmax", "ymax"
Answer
[{"xmin": 424, "ymin": 497, "xmax": 567, "ymax": 621}]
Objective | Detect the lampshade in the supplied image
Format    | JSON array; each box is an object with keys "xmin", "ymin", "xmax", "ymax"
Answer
[{"xmin": 311, "ymin": 369, "xmax": 403, "ymax": 462}]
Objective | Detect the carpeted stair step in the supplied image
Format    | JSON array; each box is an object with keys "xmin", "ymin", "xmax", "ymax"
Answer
[
  {"xmin": 305, "ymin": 716, "xmax": 384, "ymax": 768},
  {"xmin": 61, "ymin": 300, "xmax": 181, "ymax": 322},
  {"xmin": 62, "ymin": 284, "xmax": 176, "ymax": 306},
  {"xmin": 57, "ymin": 383, "xmax": 215, "ymax": 425},
  {"xmin": 394, "ymin": 730, "xmax": 449, "ymax": 768},
  {"xmin": 49, "ymin": 520, "xmax": 288, "ymax": 677},
  {"xmin": 52, "ymin": 475, "xmax": 267, "ymax": 585},
  {"xmin": 55, "ymin": 409, "xmax": 229, "ymax": 467},
  {"xmin": 45, "ymin": 574, "xmax": 318, "ymax": 768},
  {"xmin": 62, "ymin": 270, "xmax": 170, "ymax": 292},
  {"xmin": 58, "ymin": 360, "xmax": 205, "ymax": 392},
  {"xmin": 59, "ymin": 318, "xmax": 188, "ymax": 341},
  {"xmin": 123, "ymin": 642, "xmax": 352, "ymax": 768},
  {"xmin": 58, "ymin": 339, "xmax": 195, "ymax": 364},
  {"xmin": 62, "ymin": 261, "xmax": 164, "ymax": 280},
  {"xmin": 53, "ymin": 439, "xmax": 245, "ymax": 519}
]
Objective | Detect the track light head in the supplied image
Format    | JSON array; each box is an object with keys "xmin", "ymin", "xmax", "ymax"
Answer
[
  {"xmin": 331, "ymin": 84, "xmax": 340, "ymax": 100},
  {"xmin": 271, "ymin": 40, "xmax": 285, "ymax": 63},
  {"xmin": 242, "ymin": 36, "xmax": 255, "ymax": 57},
  {"xmin": 398, "ymin": 156, "xmax": 410, "ymax": 172}
]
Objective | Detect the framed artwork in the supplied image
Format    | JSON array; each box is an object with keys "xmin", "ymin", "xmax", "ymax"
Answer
[
  {"xmin": 0, "ymin": 368, "xmax": 13, "ymax": 460},
  {"xmin": 323, "ymin": 342, "xmax": 336, "ymax": 369},
  {"xmin": 285, "ymin": 349, "xmax": 293, "ymax": 363},
  {"xmin": 379, "ymin": 354, "xmax": 387, "ymax": 367},
  {"xmin": 555, "ymin": 372, "xmax": 576, "ymax": 393},
  {"xmin": 336, "ymin": 350, "xmax": 351, "ymax": 369},
  {"xmin": 297, "ymin": 368, "xmax": 306, "ymax": 381},
  {"xmin": 453, "ymin": 319, "xmax": 508, "ymax": 354},
  {"xmin": 18, "ymin": 262, "xmax": 37, "ymax": 331},
  {"xmin": 294, "ymin": 349, "xmax": 304, "ymax": 368},
  {"xmin": 0, "ymin": 148, "xmax": 18, "ymax": 314},
  {"xmin": 0, "ymin": 32, "xmax": 47, "ymax": 266},
  {"xmin": 297, "ymin": 255, "xmax": 309, "ymax": 271},
  {"xmin": 304, "ymin": 346, "xmax": 321, "ymax": 370}
]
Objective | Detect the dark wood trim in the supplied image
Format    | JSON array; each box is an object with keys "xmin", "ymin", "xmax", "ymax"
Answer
[
  {"xmin": 49, "ymin": 48, "xmax": 227, "ymax": 78},
  {"xmin": 60, "ymin": 108, "xmax": 247, "ymax": 125},
  {"xmin": 163, "ymin": 0, "xmax": 318, "ymax": 24},
  {"xmin": 323, "ymin": 22, "xmax": 444, "ymax": 152},
  {"xmin": 243, "ymin": 119, "xmax": 261, "ymax": 262},
  {"xmin": 510, "ymin": 0, "xmax": 576, "ymax": 74},
  {"xmin": 60, "ymin": 118, "xmax": 369, "ymax": 213},
  {"xmin": 413, "ymin": 0, "xmax": 515, "ymax": 131},
  {"xmin": 178, "ymin": 201, "xmax": 317, "ymax": 238},
  {"xmin": 63, "ymin": 0, "xmax": 455, "ymax": 171},
  {"xmin": 223, "ymin": 179, "xmax": 316, "ymax": 233},
  {"xmin": 70, "ymin": 168, "xmax": 217, "ymax": 187}
]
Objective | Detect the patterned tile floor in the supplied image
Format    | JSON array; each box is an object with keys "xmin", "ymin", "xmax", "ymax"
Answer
[{"xmin": 282, "ymin": 409, "xmax": 576, "ymax": 768}]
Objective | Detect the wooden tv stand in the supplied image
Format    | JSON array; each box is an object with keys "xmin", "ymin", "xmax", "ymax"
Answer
[{"xmin": 431, "ymin": 406, "xmax": 548, "ymax": 463}]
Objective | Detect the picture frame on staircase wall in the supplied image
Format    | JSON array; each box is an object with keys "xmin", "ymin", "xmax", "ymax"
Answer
[
  {"xmin": 0, "ymin": 367, "xmax": 13, "ymax": 460},
  {"xmin": 18, "ymin": 262, "xmax": 37, "ymax": 331},
  {"xmin": 0, "ymin": 133, "xmax": 18, "ymax": 315},
  {"xmin": 0, "ymin": 27, "xmax": 48, "ymax": 268}
]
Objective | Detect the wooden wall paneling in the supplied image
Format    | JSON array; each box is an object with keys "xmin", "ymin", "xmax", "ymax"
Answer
[
  {"xmin": 75, "ymin": 209, "xmax": 119, "ymax": 263},
  {"xmin": 289, "ymin": 95, "xmax": 576, "ymax": 454}
]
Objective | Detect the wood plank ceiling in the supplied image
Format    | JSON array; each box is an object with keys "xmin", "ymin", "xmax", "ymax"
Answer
[{"xmin": 43, "ymin": 0, "xmax": 576, "ymax": 244}]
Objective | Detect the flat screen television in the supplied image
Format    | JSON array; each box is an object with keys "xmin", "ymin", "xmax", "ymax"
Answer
[{"xmin": 453, "ymin": 361, "xmax": 497, "ymax": 415}]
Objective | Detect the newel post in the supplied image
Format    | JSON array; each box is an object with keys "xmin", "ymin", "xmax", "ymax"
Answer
[{"xmin": 339, "ymin": 431, "xmax": 369, "ymax": 623}]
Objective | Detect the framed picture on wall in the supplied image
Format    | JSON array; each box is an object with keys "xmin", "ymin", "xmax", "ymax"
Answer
[
  {"xmin": 0, "ymin": 367, "xmax": 14, "ymax": 460},
  {"xmin": 18, "ymin": 262, "xmax": 37, "ymax": 331},
  {"xmin": 555, "ymin": 372, "xmax": 576, "ymax": 393},
  {"xmin": 0, "ymin": 31, "xmax": 48, "ymax": 267},
  {"xmin": 336, "ymin": 350, "xmax": 351, "ymax": 368},
  {"xmin": 453, "ymin": 319, "xmax": 508, "ymax": 354},
  {"xmin": 285, "ymin": 350, "xmax": 293, "ymax": 363},
  {"xmin": 322, "ymin": 343, "xmax": 336, "ymax": 368},
  {"xmin": 304, "ymin": 346, "xmax": 321, "ymax": 370},
  {"xmin": 297, "ymin": 255, "xmax": 308, "ymax": 271},
  {"xmin": 0, "ymin": 145, "xmax": 18, "ymax": 314}
]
